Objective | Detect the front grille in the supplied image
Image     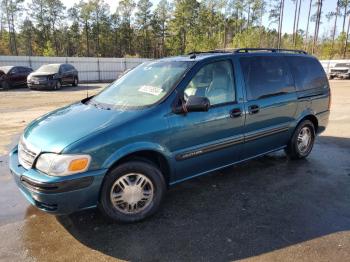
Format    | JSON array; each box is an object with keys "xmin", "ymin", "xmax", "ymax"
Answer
[
  {"xmin": 31, "ymin": 76, "xmax": 47, "ymax": 82},
  {"xmin": 18, "ymin": 138, "xmax": 39, "ymax": 170},
  {"xmin": 331, "ymin": 69, "xmax": 348, "ymax": 73}
]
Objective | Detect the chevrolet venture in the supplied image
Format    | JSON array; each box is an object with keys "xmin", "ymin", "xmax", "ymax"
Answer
[{"xmin": 9, "ymin": 48, "xmax": 330, "ymax": 222}]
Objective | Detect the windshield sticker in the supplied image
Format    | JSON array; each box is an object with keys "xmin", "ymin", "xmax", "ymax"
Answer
[{"xmin": 138, "ymin": 85, "xmax": 163, "ymax": 96}]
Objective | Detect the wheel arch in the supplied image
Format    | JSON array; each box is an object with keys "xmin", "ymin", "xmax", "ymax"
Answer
[
  {"xmin": 102, "ymin": 143, "xmax": 173, "ymax": 186},
  {"xmin": 297, "ymin": 114, "xmax": 319, "ymax": 133}
]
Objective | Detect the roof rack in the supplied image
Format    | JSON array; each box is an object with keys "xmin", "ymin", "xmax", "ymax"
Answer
[
  {"xmin": 187, "ymin": 50, "xmax": 231, "ymax": 55},
  {"xmin": 234, "ymin": 48, "xmax": 308, "ymax": 54}
]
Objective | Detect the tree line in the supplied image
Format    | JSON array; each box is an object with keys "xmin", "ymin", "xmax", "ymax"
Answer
[{"xmin": 0, "ymin": 0, "xmax": 349, "ymax": 59}]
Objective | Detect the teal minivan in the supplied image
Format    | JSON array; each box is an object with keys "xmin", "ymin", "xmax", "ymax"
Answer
[{"xmin": 9, "ymin": 48, "xmax": 330, "ymax": 222}]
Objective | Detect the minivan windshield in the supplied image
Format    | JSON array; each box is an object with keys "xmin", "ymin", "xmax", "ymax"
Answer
[
  {"xmin": 36, "ymin": 64, "xmax": 60, "ymax": 73},
  {"xmin": 91, "ymin": 60, "xmax": 193, "ymax": 108}
]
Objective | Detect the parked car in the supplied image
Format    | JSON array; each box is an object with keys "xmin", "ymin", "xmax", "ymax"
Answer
[
  {"xmin": 9, "ymin": 49, "xmax": 330, "ymax": 223},
  {"xmin": 27, "ymin": 63, "xmax": 79, "ymax": 90},
  {"xmin": 0, "ymin": 66, "xmax": 33, "ymax": 89},
  {"xmin": 329, "ymin": 62, "xmax": 350, "ymax": 79}
]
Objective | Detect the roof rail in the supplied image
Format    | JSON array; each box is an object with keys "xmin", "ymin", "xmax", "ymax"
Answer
[
  {"xmin": 234, "ymin": 48, "xmax": 308, "ymax": 54},
  {"xmin": 187, "ymin": 50, "xmax": 231, "ymax": 55}
]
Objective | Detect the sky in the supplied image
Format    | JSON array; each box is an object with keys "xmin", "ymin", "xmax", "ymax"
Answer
[{"xmin": 57, "ymin": 0, "xmax": 340, "ymax": 36}]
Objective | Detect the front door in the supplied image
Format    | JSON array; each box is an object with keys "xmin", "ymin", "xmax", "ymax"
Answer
[
  {"xmin": 168, "ymin": 59, "xmax": 245, "ymax": 183},
  {"xmin": 238, "ymin": 55, "xmax": 298, "ymax": 158}
]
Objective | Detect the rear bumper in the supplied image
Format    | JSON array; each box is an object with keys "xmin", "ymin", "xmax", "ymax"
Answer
[
  {"xmin": 316, "ymin": 110, "xmax": 330, "ymax": 134},
  {"xmin": 9, "ymin": 146, "xmax": 107, "ymax": 214}
]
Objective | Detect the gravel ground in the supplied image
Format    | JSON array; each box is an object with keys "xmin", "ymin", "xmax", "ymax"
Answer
[{"xmin": 0, "ymin": 81, "xmax": 349, "ymax": 262}]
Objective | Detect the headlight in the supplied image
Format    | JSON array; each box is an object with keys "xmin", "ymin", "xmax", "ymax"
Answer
[
  {"xmin": 48, "ymin": 74, "xmax": 58, "ymax": 80},
  {"xmin": 35, "ymin": 153, "xmax": 91, "ymax": 176}
]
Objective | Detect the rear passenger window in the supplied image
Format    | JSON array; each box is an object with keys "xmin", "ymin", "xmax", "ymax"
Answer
[
  {"xmin": 286, "ymin": 56, "xmax": 328, "ymax": 91},
  {"xmin": 240, "ymin": 56, "xmax": 294, "ymax": 100}
]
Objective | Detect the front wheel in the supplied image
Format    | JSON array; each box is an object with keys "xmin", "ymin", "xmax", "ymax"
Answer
[
  {"xmin": 72, "ymin": 77, "xmax": 78, "ymax": 86},
  {"xmin": 1, "ymin": 81, "xmax": 10, "ymax": 90},
  {"xmin": 54, "ymin": 80, "xmax": 61, "ymax": 90},
  {"xmin": 99, "ymin": 161, "xmax": 166, "ymax": 223},
  {"xmin": 285, "ymin": 120, "xmax": 315, "ymax": 159}
]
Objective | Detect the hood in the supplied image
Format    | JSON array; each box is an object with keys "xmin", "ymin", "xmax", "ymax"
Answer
[
  {"xmin": 23, "ymin": 101, "xmax": 143, "ymax": 153},
  {"xmin": 29, "ymin": 72, "xmax": 56, "ymax": 77}
]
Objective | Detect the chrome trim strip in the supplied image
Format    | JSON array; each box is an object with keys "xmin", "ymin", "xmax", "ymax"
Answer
[
  {"xmin": 245, "ymin": 125, "xmax": 290, "ymax": 142},
  {"xmin": 175, "ymin": 136, "xmax": 244, "ymax": 161},
  {"xmin": 175, "ymin": 124, "xmax": 290, "ymax": 161}
]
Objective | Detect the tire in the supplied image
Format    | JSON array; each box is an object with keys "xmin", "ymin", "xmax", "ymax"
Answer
[
  {"xmin": 99, "ymin": 161, "xmax": 166, "ymax": 223},
  {"xmin": 72, "ymin": 77, "xmax": 78, "ymax": 87},
  {"xmin": 1, "ymin": 81, "xmax": 10, "ymax": 90},
  {"xmin": 285, "ymin": 120, "xmax": 315, "ymax": 160},
  {"xmin": 54, "ymin": 80, "xmax": 61, "ymax": 90},
  {"xmin": 329, "ymin": 75, "xmax": 334, "ymax": 80}
]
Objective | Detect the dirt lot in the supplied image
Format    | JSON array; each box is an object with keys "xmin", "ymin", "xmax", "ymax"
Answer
[{"xmin": 0, "ymin": 81, "xmax": 349, "ymax": 261}]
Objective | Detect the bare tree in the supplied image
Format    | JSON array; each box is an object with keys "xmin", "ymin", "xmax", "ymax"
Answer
[
  {"xmin": 278, "ymin": 0, "xmax": 285, "ymax": 48},
  {"xmin": 292, "ymin": 0, "xmax": 299, "ymax": 45},
  {"xmin": 344, "ymin": 12, "xmax": 350, "ymax": 57},
  {"xmin": 304, "ymin": 0, "xmax": 312, "ymax": 51},
  {"xmin": 2, "ymin": 0, "xmax": 23, "ymax": 55},
  {"xmin": 312, "ymin": 0, "xmax": 323, "ymax": 54}
]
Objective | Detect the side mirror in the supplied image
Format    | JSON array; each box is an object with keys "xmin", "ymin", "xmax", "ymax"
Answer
[
  {"xmin": 186, "ymin": 96, "xmax": 210, "ymax": 112},
  {"xmin": 173, "ymin": 95, "xmax": 210, "ymax": 114}
]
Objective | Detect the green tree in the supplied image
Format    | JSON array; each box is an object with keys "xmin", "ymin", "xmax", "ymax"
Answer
[
  {"xmin": 135, "ymin": 0, "xmax": 153, "ymax": 57},
  {"xmin": 153, "ymin": 0, "xmax": 171, "ymax": 56},
  {"xmin": 118, "ymin": 0, "xmax": 136, "ymax": 56}
]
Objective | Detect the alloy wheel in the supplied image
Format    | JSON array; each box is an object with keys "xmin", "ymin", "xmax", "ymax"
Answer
[
  {"xmin": 297, "ymin": 126, "xmax": 312, "ymax": 154},
  {"xmin": 110, "ymin": 173, "xmax": 154, "ymax": 214}
]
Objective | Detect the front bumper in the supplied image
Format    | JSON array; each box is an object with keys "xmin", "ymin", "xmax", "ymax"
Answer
[
  {"xmin": 9, "ymin": 146, "xmax": 107, "ymax": 214},
  {"xmin": 27, "ymin": 80, "xmax": 57, "ymax": 89},
  {"xmin": 329, "ymin": 72, "xmax": 350, "ymax": 78}
]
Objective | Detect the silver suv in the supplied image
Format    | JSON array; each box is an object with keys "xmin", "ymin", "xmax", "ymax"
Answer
[{"xmin": 329, "ymin": 63, "xmax": 350, "ymax": 79}]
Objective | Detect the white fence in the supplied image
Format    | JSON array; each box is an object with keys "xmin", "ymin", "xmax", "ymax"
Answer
[
  {"xmin": 0, "ymin": 55, "xmax": 347, "ymax": 82},
  {"xmin": 0, "ymin": 56, "xmax": 150, "ymax": 82}
]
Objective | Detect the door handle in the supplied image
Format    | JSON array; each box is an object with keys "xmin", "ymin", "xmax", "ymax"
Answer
[
  {"xmin": 230, "ymin": 108, "xmax": 242, "ymax": 118},
  {"xmin": 248, "ymin": 105, "xmax": 260, "ymax": 114}
]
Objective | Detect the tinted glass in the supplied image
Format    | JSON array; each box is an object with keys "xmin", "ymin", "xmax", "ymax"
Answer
[
  {"xmin": 60, "ymin": 65, "xmax": 68, "ymax": 72},
  {"xmin": 240, "ymin": 56, "xmax": 294, "ymax": 100},
  {"xmin": 184, "ymin": 60, "xmax": 235, "ymax": 105},
  {"xmin": 10, "ymin": 67, "xmax": 19, "ymax": 74},
  {"xmin": 19, "ymin": 67, "xmax": 30, "ymax": 73},
  {"xmin": 17, "ymin": 67, "xmax": 25, "ymax": 73},
  {"xmin": 286, "ymin": 56, "xmax": 328, "ymax": 91},
  {"xmin": 92, "ymin": 60, "xmax": 193, "ymax": 108}
]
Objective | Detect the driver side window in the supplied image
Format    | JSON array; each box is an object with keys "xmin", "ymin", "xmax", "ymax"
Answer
[{"xmin": 184, "ymin": 60, "xmax": 235, "ymax": 105}]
